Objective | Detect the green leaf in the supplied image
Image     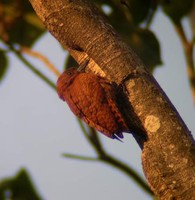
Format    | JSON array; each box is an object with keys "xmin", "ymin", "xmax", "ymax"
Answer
[
  {"xmin": 160, "ymin": 0, "xmax": 194, "ymax": 22},
  {"xmin": 0, "ymin": 50, "xmax": 9, "ymax": 82},
  {"xmin": 2, "ymin": 0, "xmax": 45, "ymax": 47},
  {"xmin": 96, "ymin": 0, "xmax": 155, "ymax": 25},
  {"xmin": 189, "ymin": 2, "xmax": 195, "ymax": 37},
  {"xmin": 64, "ymin": 54, "xmax": 78, "ymax": 70},
  {"xmin": 9, "ymin": 13, "xmax": 45, "ymax": 47},
  {"xmin": 120, "ymin": 0, "xmax": 154, "ymax": 25},
  {"xmin": 128, "ymin": 28, "xmax": 162, "ymax": 72},
  {"xmin": 0, "ymin": 168, "xmax": 43, "ymax": 200}
]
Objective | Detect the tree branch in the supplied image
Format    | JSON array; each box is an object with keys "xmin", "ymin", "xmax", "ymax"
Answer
[
  {"xmin": 29, "ymin": 0, "xmax": 195, "ymax": 199},
  {"xmin": 174, "ymin": 21, "xmax": 195, "ymax": 104}
]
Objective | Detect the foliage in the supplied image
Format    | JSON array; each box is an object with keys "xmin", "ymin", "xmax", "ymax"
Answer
[
  {"xmin": 0, "ymin": 0, "xmax": 45, "ymax": 46},
  {"xmin": 0, "ymin": 169, "xmax": 42, "ymax": 200},
  {"xmin": 0, "ymin": 50, "xmax": 8, "ymax": 82}
]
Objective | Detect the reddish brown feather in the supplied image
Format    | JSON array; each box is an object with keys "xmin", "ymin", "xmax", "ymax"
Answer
[{"xmin": 57, "ymin": 68, "xmax": 129, "ymax": 139}]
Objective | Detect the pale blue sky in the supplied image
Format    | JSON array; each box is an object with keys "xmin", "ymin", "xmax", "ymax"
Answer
[{"xmin": 0, "ymin": 10, "xmax": 194, "ymax": 200}]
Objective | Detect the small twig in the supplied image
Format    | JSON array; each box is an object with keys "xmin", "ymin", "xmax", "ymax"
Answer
[
  {"xmin": 74, "ymin": 121, "xmax": 153, "ymax": 196},
  {"xmin": 76, "ymin": 118, "xmax": 91, "ymax": 140},
  {"xmin": 62, "ymin": 153, "xmax": 98, "ymax": 161},
  {"xmin": 77, "ymin": 119, "xmax": 104, "ymax": 152},
  {"xmin": 21, "ymin": 46, "xmax": 61, "ymax": 77},
  {"xmin": 76, "ymin": 119, "xmax": 107, "ymax": 155},
  {"xmin": 174, "ymin": 21, "xmax": 195, "ymax": 105},
  {"xmin": 144, "ymin": 2, "xmax": 158, "ymax": 29},
  {"xmin": 6, "ymin": 43, "xmax": 56, "ymax": 90},
  {"xmin": 62, "ymin": 150, "xmax": 153, "ymax": 196},
  {"xmin": 99, "ymin": 154, "xmax": 153, "ymax": 195}
]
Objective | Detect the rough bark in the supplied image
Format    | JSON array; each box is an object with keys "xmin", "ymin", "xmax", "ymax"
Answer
[{"xmin": 29, "ymin": 0, "xmax": 195, "ymax": 199}]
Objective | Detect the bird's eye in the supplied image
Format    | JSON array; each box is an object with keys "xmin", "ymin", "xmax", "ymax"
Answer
[
  {"xmin": 67, "ymin": 71, "xmax": 73, "ymax": 76},
  {"xmin": 66, "ymin": 68, "xmax": 77, "ymax": 76}
]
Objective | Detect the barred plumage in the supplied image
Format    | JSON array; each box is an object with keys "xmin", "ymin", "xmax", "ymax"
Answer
[{"xmin": 57, "ymin": 68, "xmax": 129, "ymax": 139}]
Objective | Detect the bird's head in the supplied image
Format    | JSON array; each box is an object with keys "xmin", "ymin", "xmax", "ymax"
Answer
[{"xmin": 56, "ymin": 68, "xmax": 79, "ymax": 101}]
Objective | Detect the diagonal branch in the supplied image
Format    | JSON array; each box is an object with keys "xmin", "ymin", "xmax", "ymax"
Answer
[{"xmin": 29, "ymin": 0, "xmax": 195, "ymax": 199}]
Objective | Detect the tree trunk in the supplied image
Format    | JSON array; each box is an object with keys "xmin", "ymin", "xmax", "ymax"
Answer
[{"xmin": 29, "ymin": 0, "xmax": 195, "ymax": 199}]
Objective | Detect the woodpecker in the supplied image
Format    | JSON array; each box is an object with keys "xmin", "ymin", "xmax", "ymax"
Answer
[{"xmin": 57, "ymin": 67, "xmax": 129, "ymax": 140}]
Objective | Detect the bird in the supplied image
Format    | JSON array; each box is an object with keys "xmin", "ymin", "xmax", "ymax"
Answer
[{"xmin": 56, "ymin": 67, "xmax": 129, "ymax": 140}]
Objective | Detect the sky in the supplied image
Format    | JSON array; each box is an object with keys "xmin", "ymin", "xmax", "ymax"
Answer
[{"xmin": 0, "ymin": 10, "xmax": 195, "ymax": 200}]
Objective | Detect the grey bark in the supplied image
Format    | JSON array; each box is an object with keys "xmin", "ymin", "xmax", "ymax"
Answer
[{"xmin": 29, "ymin": 0, "xmax": 195, "ymax": 199}]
